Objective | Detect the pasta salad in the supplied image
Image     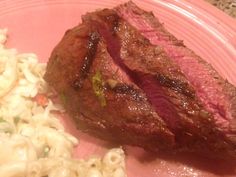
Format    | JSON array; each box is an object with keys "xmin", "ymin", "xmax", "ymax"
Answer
[{"xmin": 0, "ymin": 29, "xmax": 126, "ymax": 177}]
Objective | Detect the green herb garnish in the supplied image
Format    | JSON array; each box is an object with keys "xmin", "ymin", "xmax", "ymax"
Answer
[{"xmin": 92, "ymin": 71, "xmax": 106, "ymax": 107}]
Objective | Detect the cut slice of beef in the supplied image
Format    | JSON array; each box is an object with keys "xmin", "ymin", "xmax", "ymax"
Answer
[
  {"xmin": 116, "ymin": 1, "xmax": 236, "ymax": 139},
  {"xmin": 82, "ymin": 8, "xmax": 236, "ymax": 158},
  {"xmin": 44, "ymin": 20, "xmax": 175, "ymax": 151},
  {"xmin": 44, "ymin": 2, "xmax": 236, "ymax": 159}
]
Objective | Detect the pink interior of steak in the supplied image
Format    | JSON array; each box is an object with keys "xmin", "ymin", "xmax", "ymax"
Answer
[
  {"xmin": 85, "ymin": 11, "xmax": 183, "ymax": 132},
  {"xmin": 115, "ymin": 2, "xmax": 235, "ymax": 133},
  {"xmin": 133, "ymin": 73, "xmax": 180, "ymax": 129}
]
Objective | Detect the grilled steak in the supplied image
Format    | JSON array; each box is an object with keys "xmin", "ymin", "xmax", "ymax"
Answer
[
  {"xmin": 116, "ymin": 1, "xmax": 236, "ymax": 154},
  {"xmin": 44, "ymin": 2, "xmax": 236, "ymax": 159},
  {"xmin": 44, "ymin": 20, "xmax": 174, "ymax": 151}
]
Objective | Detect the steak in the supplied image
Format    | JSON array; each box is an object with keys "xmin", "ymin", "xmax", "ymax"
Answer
[
  {"xmin": 116, "ymin": 1, "xmax": 236, "ymax": 136},
  {"xmin": 44, "ymin": 2, "xmax": 236, "ymax": 159},
  {"xmin": 44, "ymin": 20, "xmax": 174, "ymax": 151}
]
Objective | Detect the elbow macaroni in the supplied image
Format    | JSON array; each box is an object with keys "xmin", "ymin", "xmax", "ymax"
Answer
[{"xmin": 0, "ymin": 29, "xmax": 127, "ymax": 177}]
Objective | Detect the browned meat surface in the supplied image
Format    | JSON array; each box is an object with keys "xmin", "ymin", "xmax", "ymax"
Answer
[
  {"xmin": 44, "ymin": 2, "xmax": 236, "ymax": 159},
  {"xmin": 116, "ymin": 1, "xmax": 236, "ymax": 144},
  {"xmin": 44, "ymin": 21, "xmax": 174, "ymax": 151}
]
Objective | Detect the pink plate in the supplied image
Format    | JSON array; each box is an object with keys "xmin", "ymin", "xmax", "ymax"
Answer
[{"xmin": 0, "ymin": 0, "xmax": 236, "ymax": 176}]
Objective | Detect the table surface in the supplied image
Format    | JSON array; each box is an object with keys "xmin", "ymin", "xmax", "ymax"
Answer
[{"xmin": 205, "ymin": 0, "xmax": 236, "ymax": 18}]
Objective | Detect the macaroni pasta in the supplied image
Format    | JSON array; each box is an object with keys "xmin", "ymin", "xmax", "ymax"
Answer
[{"xmin": 0, "ymin": 29, "xmax": 126, "ymax": 177}]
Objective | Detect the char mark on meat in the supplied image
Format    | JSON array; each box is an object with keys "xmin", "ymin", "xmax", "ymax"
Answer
[
  {"xmin": 72, "ymin": 31, "xmax": 100, "ymax": 90},
  {"xmin": 106, "ymin": 82, "xmax": 144, "ymax": 101},
  {"xmin": 156, "ymin": 73, "xmax": 195, "ymax": 98}
]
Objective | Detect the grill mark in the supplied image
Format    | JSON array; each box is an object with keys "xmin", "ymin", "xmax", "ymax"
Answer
[
  {"xmin": 72, "ymin": 32, "xmax": 100, "ymax": 90},
  {"xmin": 156, "ymin": 73, "xmax": 195, "ymax": 98},
  {"xmin": 106, "ymin": 82, "xmax": 144, "ymax": 101}
]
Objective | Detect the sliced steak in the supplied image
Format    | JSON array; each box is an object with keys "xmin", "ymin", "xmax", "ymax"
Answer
[
  {"xmin": 82, "ymin": 8, "xmax": 236, "ymax": 158},
  {"xmin": 116, "ymin": 1, "xmax": 236, "ymax": 139},
  {"xmin": 44, "ymin": 21, "xmax": 174, "ymax": 151},
  {"xmin": 44, "ymin": 2, "xmax": 236, "ymax": 159}
]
